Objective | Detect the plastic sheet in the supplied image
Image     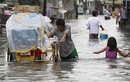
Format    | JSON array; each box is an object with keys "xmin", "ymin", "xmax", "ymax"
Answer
[{"xmin": 6, "ymin": 13, "xmax": 53, "ymax": 53}]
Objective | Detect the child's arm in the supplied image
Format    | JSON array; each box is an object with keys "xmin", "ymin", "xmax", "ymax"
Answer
[
  {"xmin": 60, "ymin": 26, "xmax": 70, "ymax": 43},
  {"xmin": 47, "ymin": 29, "xmax": 55, "ymax": 38},
  {"xmin": 60, "ymin": 32, "xmax": 67, "ymax": 43},
  {"xmin": 93, "ymin": 47, "xmax": 107, "ymax": 54},
  {"xmin": 117, "ymin": 49, "xmax": 129, "ymax": 57}
]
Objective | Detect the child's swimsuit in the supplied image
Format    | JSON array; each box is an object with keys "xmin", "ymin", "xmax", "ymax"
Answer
[{"xmin": 106, "ymin": 47, "xmax": 117, "ymax": 59}]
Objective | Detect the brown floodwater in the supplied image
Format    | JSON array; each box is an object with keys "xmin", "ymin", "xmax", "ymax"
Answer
[{"xmin": 0, "ymin": 15, "xmax": 130, "ymax": 82}]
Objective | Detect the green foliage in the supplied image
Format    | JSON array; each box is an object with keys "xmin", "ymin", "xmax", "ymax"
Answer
[{"xmin": 1, "ymin": 0, "xmax": 7, "ymax": 3}]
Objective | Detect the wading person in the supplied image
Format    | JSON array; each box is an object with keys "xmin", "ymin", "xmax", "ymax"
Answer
[
  {"xmin": 116, "ymin": 11, "xmax": 121, "ymax": 27},
  {"xmin": 86, "ymin": 10, "xmax": 104, "ymax": 39},
  {"xmin": 103, "ymin": 8, "xmax": 110, "ymax": 20},
  {"xmin": 48, "ymin": 19, "xmax": 78, "ymax": 61},
  {"xmin": 120, "ymin": 7, "xmax": 127, "ymax": 28},
  {"xmin": 93, "ymin": 37, "xmax": 130, "ymax": 59}
]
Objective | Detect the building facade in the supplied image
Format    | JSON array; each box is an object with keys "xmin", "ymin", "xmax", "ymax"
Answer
[
  {"xmin": 103, "ymin": 0, "xmax": 123, "ymax": 4},
  {"xmin": 46, "ymin": 0, "xmax": 76, "ymax": 19},
  {"xmin": 103, "ymin": 0, "xmax": 123, "ymax": 11},
  {"xmin": 85, "ymin": 0, "xmax": 95, "ymax": 14},
  {"xmin": 81, "ymin": 0, "xmax": 104, "ymax": 14},
  {"xmin": 4, "ymin": 0, "xmax": 77, "ymax": 19}
]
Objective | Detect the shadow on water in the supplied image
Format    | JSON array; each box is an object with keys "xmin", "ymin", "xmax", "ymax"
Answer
[
  {"xmin": 88, "ymin": 39, "xmax": 99, "ymax": 46},
  {"xmin": 0, "ymin": 60, "xmax": 77, "ymax": 82},
  {"xmin": 0, "ymin": 31, "xmax": 7, "ymax": 57},
  {"xmin": 88, "ymin": 37, "xmax": 108, "ymax": 47},
  {"xmin": 105, "ymin": 59, "xmax": 120, "ymax": 69}
]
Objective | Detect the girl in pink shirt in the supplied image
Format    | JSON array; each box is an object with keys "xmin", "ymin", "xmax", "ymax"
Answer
[{"xmin": 93, "ymin": 37, "xmax": 130, "ymax": 59}]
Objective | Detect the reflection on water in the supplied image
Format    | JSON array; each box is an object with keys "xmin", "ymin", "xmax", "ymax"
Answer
[
  {"xmin": 51, "ymin": 61, "xmax": 75, "ymax": 82},
  {"xmin": 88, "ymin": 39, "xmax": 99, "ymax": 46},
  {"xmin": 1, "ymin": 16, "xmax": 130, "ymax": 82}
]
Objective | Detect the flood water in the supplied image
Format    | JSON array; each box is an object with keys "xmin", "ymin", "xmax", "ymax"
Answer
[{"xmin": 1, "ymin": 15, "xmax": 130, "ymax": 82}]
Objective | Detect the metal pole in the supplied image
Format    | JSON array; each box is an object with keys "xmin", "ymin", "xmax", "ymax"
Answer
[{"xmin": 43, "ymin": 0, "xmax": 47, "ymax": 16}]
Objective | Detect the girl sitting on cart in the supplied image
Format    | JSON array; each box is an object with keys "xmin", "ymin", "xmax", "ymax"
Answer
[{"xmin": 48, "ymin": 19, "xmax": 78, "ymax": 61}]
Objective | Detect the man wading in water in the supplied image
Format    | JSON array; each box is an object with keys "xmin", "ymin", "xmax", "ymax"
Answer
[{"xmin": 86, "ymin": 10, "xmax": 104, "ymax": 39}]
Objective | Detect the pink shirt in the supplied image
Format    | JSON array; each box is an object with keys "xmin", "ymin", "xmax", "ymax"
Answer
[{"xmin": 106, "ymin": 47, "xmax": 117, "ymax": 59}]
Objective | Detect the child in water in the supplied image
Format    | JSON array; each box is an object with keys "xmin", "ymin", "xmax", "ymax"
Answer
[
  {"xmin": 93, "ymin": 37, "xmax": 130, "ymax": 59},
  {"xmin": 48, "ymin": 19, "xmax": 78, "ymax": 60}
]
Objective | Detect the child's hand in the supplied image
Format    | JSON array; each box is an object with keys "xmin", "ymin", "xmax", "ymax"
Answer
[
  {"xmin": 60, "ymin": 38, "xmax": 65, "ymax": 43},
  {"xmin": 93, "ymin": 52, "xmax": 99, "ymax": 54},
  {"xmin": 127, "ymin": 51, "xmax": 130, "ymax": 56},
  {"xmin": 122, "ymin": 51, "xmax": 130, "ymax": 57}
]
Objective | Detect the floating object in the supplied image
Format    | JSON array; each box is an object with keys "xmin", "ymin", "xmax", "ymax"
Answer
[{"xmin": 100, "ymin": 33, "xmax": 108, "ymax": 39}]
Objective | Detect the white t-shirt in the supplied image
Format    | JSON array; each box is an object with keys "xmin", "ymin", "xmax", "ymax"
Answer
[
  {"xmin": 86, "ymin": 17, "xmax": 102, "ymax": 34},
  {"xmin": 103, "ymin": 9, "xmax": 110, "ymax": 17}
]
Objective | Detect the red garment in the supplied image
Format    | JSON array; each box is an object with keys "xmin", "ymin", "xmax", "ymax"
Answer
[
  {"xmin": 30, "ymin": 50, "xmax": 35, "ymax": 56},
  {"xmin": 35, "ymin": 49, "xmax": 42, "ymax": 57}
]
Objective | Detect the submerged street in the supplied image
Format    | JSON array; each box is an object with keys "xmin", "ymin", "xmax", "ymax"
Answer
[{"xmin": 1, "ymin": 15, "xmax": 130, "ymax": 82}]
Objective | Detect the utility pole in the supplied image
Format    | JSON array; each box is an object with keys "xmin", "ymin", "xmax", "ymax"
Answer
[
  {"xmin": 43, "ymin": 0, "xmax": 47, "ymax": 16},
  {"xmin": 86, "ymin": 0, "xmax": 87, "ymax": 9},
  {"xmin": 112, "ymin": 0, "xmax": 115, "ymax": 11},
  {"xmin": 75, "ymin": 0, "xmax": 78, "ymax": 19}
]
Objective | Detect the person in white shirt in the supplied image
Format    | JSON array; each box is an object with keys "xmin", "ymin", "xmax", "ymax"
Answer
[
  {"xmin": 86, "ymin": 10, "xmax": 104, "ymax": 39},
  {"xmin": 103, "ymin": 8, "xmax": 110, "ymax": 20}
]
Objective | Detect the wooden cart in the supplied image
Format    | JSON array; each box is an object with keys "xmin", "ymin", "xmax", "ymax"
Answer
[{"xmin": 8, "ymin": 41, "xmax": 60, "ymax": 62}]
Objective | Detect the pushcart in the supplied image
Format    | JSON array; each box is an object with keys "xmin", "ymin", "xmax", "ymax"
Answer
[{"xmin": 6, "ymin": 5, "xmax": 60, "ymax": 62}]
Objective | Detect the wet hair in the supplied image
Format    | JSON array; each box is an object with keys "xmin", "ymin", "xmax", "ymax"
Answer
[
  {"xmin": 56, "ymin": 19, "xmax": 65, "ymax": 26},
  {"xmin": 92, "ymin": 10, "xmax": 98, "ymax": 16},
  {"xmin": 107, "ymin": 37, "xmax": 117, "ymax": 51}
]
